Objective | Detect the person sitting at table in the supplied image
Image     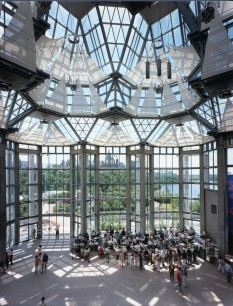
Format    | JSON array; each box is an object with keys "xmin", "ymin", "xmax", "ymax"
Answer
[
  {"xmin": 84, "ymin": 247, "xmax": 90, "ymax": 258},
  {"xmin": 98, "ymin": 245, "xmax": 104, "ymax": 257}
]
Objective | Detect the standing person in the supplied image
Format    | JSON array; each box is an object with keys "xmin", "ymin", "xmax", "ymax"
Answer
[
  {"xmin": 187, "ymin": 247, "xmax": 192, "ymax": 265},
  {"xmin": 32, "ymin": 228, "xmax": 36, "ymax": 239},
  {"xmin": 38, "ymin": 296, "xmax": 47, "ymax": 306},
  {"xmin": 224, "ymin": 262, "xmax": 233, "ymax": 283},
  {"xmin": 34, "ymin": 255, "xmax": 41, "ymax": 273},
  {"xmin": 175, "ymin": 267, "xmax": 182, "ymax": 292},
  {"xmin": 139, "ymin": 251, "xmax": 143, "ymax": 270},
  {"xmin": 119, "ymin": 249, "xmax": 125, "ymax": 267},
  {"xmin": 38, "ymin": 245, "xmax": 43, "ymax": 259},
  {"xmin": 8, "ymin": 248, "xmax": 13, "ymax": 265},
  {"xmin": 161, "ymin": 249, "xmax": 166, "ymax": 268},
  {"xmin": 5, "ymin": 252, "xmax": 9, "ymax": 271},
  {"xmin": 156, "ymin": 251, "xmax": 161, "ymax": 272},
  {"xmin": 181, "ymin": 264, "xmax": 188, "ymax": 288},
  {"xmin": 55, "ymin": 225, "xmax": 59, "ymax": 239},
  {"xmin": 41, "ymin": 252, "xmax": 48, "ymax": 273},
  {"xmin": 217, "ymin": 256, "xmax": 225, "ymax": 274},
  {"xmin": 168, "ymin": 261, "xmax": 175, "ymax": 281}
]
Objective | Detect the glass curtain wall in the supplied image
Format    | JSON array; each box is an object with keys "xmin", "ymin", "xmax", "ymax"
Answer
[
  {"xmin": 13, "ymin": 142, "xmax": 205, "ymax": 241},
  {"xmin": 129, "ymin": 145, "xmax": 153, "ymax": 234},
  {"xmin": 42, "ymin": 146, "xmax": 70, "ymax": 236},
  {"xmin": 72, "ymin": 144, "xmax": 97, "ymax": 236},
  {"xmin": 182, "ymin": 147, "xmax": 201, "ymax": 232},
  {"xmin": 203, "ymin": 142, "xmax": 218, "ymax": 190},
  {"xmin": 6, "ymin": 141, "xmax": 15, "ymax": 247},
  {"xmin": 99, "ymin": 146, "xmax": 127, "ymax": 231},
  {"xmin": 19, "ymin": 145, "xmax": 39, "ymax": 242},
  {"xmin": 154, "ymin": 147, "xmax": 180, "ymax": 229}
]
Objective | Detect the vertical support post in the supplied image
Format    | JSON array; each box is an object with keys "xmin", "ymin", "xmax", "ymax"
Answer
[
  {"xmin": 140, "ymin": 143, "xmax": 146, "ymax": 234},
  {"xmin": 217, "ymin": 135, "xmax": 227, "ymax": 256},
  {"xmin": 14, "ymin": 143, "xmax": 20, "ymax": 245},
  {"xmin": 200, "ymin": 145, "xmax": 205, "ymax": 233},
  {"xmin": 126, "ymin": 147, "xmax": 131, "ymax": 233},
  {"xmin": 70, "ymin": 147, "xmax": 75, "ymax": 239},
  {"xmin": 0, "ymin": 131, "xmax": 7, "ymax": 266},
  {"xmin": 179, "ymin": 147, "xmax": 184, "ymax": 230},
  {"xmin": 37, "ymin": 147, "xmax": 43, "ymax": 237},
  {"xmin": 80, "ymin": 143, "xmax": 87, "ymax": 235},
  {"xmin": 95, "ymin": 148, "xmax": 100, "ymax": 231},
  {"xmin": 149, "ymin": 153, "xmax": 154, "ymax": 232}
]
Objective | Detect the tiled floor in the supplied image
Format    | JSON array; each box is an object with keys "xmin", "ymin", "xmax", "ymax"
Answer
[{"xmin": 0, "ymin": 237, "xmax": 232, "ymax": 306}]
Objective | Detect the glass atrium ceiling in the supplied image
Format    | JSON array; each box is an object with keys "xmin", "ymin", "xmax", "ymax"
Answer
[{"xmin": 0, "ymin": 1, "xmax": 233, "ymax": 147}]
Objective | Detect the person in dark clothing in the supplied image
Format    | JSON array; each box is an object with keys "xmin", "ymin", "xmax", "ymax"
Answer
[
  {"xmin": 169, "ymin": 262, "xmax": 175, "ymax": 281},
  {"xmin": 5, "ymin": 252, "xmax": 9, "ymax": 271},
  {"xmin": 182, "ymin": 248, "xmax": 187, "ymax": 264},
  {"xmin": 8, "ymin": 248, "xmax": 13, "ymax": 265},
  {"xmin": 192, "ymin": 245, "xmax": 197, "ymax": 263},
  {"xmin": 139, "ymin": 251, "xmax": 143, "ymax": 269},
  {"xmin": 187, "ymin": 247, "xmax": 192, "ymax": 265},
  {"xmin": 55, "ymin": 226, "xmax": 59, "ymax": 238},
  {"xmin": 41, "ymin": 252, "xmax": 49, "ymax": 273}
]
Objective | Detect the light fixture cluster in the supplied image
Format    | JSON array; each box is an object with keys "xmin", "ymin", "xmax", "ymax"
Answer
[
  {"xmin": 175, "ymin": 122, "xmax": 184, "ymax": 127},
  {"xmin": 40, "ymin": 119, "xmax": 50, "ymax": 124},
  {"xmin": 145, "ymin": 58, "xmax": 171, "ymax": 80}
]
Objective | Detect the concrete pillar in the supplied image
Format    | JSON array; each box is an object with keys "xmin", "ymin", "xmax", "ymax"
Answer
[
  {"xmin": 217, "ymin": 135, "xmax": 227, "ymax": 256},
  {"xmin": 0, "ymin": 131, "xmax": 7, "ymax": 266},
  {"xmin": 199, "ymin": 145, "xmax": 205, "ymax": 233},
  {"xmin": 95, "ymin": 148, "xmax": 100, "ymax": 231},
  {"xmin": 37, "ymin": 147, "xmax": 43, "ymax": 237}
]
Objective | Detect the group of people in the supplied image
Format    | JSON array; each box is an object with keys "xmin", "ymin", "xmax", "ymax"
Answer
[{"xmin": 34, "ymin": 245, "xmax": 49, "ymax": 274}]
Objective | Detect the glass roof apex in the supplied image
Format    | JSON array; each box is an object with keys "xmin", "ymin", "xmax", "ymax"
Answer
[{"xmin": 1, "ymin": 1, "xmax": 233, "ymax": 147}]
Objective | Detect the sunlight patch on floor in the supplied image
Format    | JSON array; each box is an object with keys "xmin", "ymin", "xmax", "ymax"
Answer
[
  {"xmin": 0, "ymin": 297, "xmax": 8, "ymax": 305},
  {"xmin": 126, "ymin": 297, "xmax": 142, "ymax": 306},
  {"xmin": 148, "ymin": 297, "xmax": 159, "ymax": 306},
  {"xmin": 210, "ymin": 291, "xmax": 224, "ymax": 306}
]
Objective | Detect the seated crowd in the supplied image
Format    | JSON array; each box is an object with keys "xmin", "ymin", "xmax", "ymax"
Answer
[{"xmin": 71, "ymin": 226, "xmax": 200, "ymax": 270}]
